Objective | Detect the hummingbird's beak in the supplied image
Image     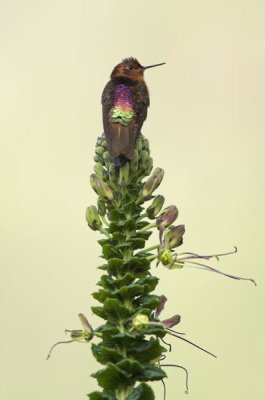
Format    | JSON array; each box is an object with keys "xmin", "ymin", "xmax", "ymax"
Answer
[{"xmin": 144, "ymin": 62, "xmax": 166, "ymax": 70}]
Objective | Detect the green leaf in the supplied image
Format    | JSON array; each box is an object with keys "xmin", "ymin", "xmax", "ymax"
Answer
[
  {"xmin": 129, "ymin": 238, "xmax": 146, "ymax": 250},
  {"xmin": 141, "ymin": 325, "xmax": 166, "ymax": 338},
  {"xmin": 108, "ymin": 258, "xmax": 123, "ymax": 267},
  {"xmin": 139, "ymin": 295, "xmax": 161, "ymax": 311},
  {"xmin": 91, "ymin": 343, "xmax": 122, "ymax": 364},
  {"xmin": 92, "ymin": 363, "xmax": 128, "ymax": 390},
  {"xmin": 122, "ymin": 257, "xmax": 150, "ymax": 275},
  {"xmin": 135, "ymin": 231, "xmax": 153, "ymax": 240},
  {"xmin": 95, "ymin": 324, "xmax": 119, "ymax": 342},
  {"xmin": 108, "ymin": 220, "xmax": 130, "ymax": 232},
  {"xmin": 125, "ymin": 219, "xmax": 136, "ymax": 230},
  {"xmin": 129, "ymin": 338, "xmax": 165, "ymax": 363},
  {"xmin": 97, "ymin": 263, "xmax": 108, "ymax": 271},
  {"xmin": 108, "ymin": 210, "xmax": 126, "ymax": 220},
  {"xmin": 117, "ymin": 358, "xmax": 143, "ymax": 377},
  {"xmin": 123, "ymin": 201, "xmax": 142, "ymax": 214},
  {"xmin": 108, "ymin": 222, "xmax": 120, "ymax": 232},
  {"xmin": 118, "ymin": 284, "xmax": 144, "ymax": 299},
  {"xmin": 103, "ymin": 298, "xmax": 132, "ymax": 321},
  {"xmin": 136, "ymin": 276, "xmax": 159, "ymax": 294},
  {"xmin": 126, "ymin": 383, "xmax": 155, "ymax": 400},
  {"xmin": 98, "ymin": 275, "xmax": 116, "ymax": 290},
  {"xmin": 91, "ymin": 306, "xmax": 107, "ymax": 319},
  {"xmin": 111, "ymin": 232, "xmax": 127, "ymax": 243},
  {"xmin": 92, "ymin": 289, "xmax": 113, "ymax": 303},
  {"xmin": 111, "ymin": 332, "xmax": 139, "ymax": 347},
  {"xmin": 139, "ymin": 365, "xmax": 167, "ymax": 382},
  {"xmin": 98, "ymin": 239, "xmax": 110, "ymax": 247},
  {"xmin": 102, "ymin": 245, "xmax": 122, "ymax": 260},
  {"xmin": 136, "ymin": 221, "xmax": 151, "ymax": 230},
  {"xmin": 116, "ymin": 272, "xmax": 135, "ymax": 287},
  {"xmin": 88, "ymin": 391, "xmax": 115, "ymax": 400},
  {"xmin": 107, "ymin": 258, "xmax": 123, "ymax": 276}
]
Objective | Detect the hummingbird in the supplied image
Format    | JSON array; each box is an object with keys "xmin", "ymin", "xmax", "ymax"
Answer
[{"xmin": 101, "ymin": 57, "xmax": 165, "ymax": 165}]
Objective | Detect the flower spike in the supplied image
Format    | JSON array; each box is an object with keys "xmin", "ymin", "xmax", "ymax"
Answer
[{"xmin": 58, "ymin": 133, "xmax": 255, "ymax": 399}]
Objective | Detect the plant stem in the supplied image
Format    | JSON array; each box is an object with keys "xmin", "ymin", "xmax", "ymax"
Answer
[{"xmin": 135, "ymin": 244, "xmax": 159, "ymax": 255}]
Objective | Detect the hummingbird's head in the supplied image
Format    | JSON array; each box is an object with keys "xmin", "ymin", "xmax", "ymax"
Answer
[{"xmin": 111, "ymin": 57, "xmax": 165, "ymax": 81}]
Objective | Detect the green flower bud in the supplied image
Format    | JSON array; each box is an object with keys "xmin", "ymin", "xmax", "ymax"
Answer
[
  {"xmin": 108, "ymin": 163, "xmax": 117, "ymax": 182},
  {"xmin": 132, "ymin": 314, "xmax": 149, "ymax": 330},
  {"xmin": 145, "ymin": 157, "xmax": 153, "ymax": 176},
  {"xmin": 97, "ymin": 198, "xmax": 106, "ymax": 216},
  {"xmin": 118, "ymin": 162, "xmax": 130, "ymax": 186},
  {"xmin": 146, "ymin": 195, "xmax": 165, "ymax": 219},
  {"xmin": 95, "ymin": 146, "xmax": 104, "ymax": 156},
  {"xmin": 90, "ymin": 174, "xmax": 114, "ymax": 201},
  {"xmin": 141, "ymin": 167, "xmax": 164, "ymax": 198},
  {"xmin": 140, "ymin": 150, "xmax": 149, "ymax": 165},
  {"xmin": 139, "ymin": 150, "xmax": 151, "ymax": 175},
  {"xmin": 93, "ymin": 163, "xmax": 105, "ymax": 179},
  {"xmin": 156, "ymin": 205, "xmax": 178, "ymax": 229},
  {"xmin": 129, "ymin": 149, "xmax": 139, "ymax": 173},
  {"xmin": 89, "ymin": 173, "xmax": 98, "ymax": 193},
  {"xmin": 163, "ymin": 225, "xmax": 185, "ymax": 249},
  {"xmin": 101, "ymin": 140, "xmax": 107, "ymax": 148},
  {"xmin": 103, "ymin": 151, "xmax": 111, "ymax": 167},
  {"xmin": 86, "ymin": 205, "xmax": 102, "ymax": 231},
  {"xmin": 135, "ymin": 138, "xmax": 143, "ymax": 152},
  {"xmin": 93, "ymin": 154, "xmax": 101, "ymax": 163},
  {"xmin": 142, "ymin": 138, "xmax": 150, "ymax": 150}
]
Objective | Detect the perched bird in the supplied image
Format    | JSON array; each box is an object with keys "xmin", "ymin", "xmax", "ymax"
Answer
[{"xmin": 101, "ymin": 57, "xmax": 165, "ymax": 165}]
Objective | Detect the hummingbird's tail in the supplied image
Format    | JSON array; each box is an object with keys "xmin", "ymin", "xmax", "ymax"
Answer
[{"xmin": 104, "ymin": 123, "xmax": 137, "ymax": 164}]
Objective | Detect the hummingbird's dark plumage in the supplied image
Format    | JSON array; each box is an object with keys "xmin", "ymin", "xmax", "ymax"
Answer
[{"xmin": 101, "ymin": 57, "xmax": 165, "ymax": 165}]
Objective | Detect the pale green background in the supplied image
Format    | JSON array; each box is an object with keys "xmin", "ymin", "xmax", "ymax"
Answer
[{"xmin": 0, "ymin": 0, "xmax": 264, "ymax": 399}]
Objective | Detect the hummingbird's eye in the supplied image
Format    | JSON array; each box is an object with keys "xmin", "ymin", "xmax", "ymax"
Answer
[{"xmin": 127, "ymin": 65, "xmax": 134, "ymax": 71}]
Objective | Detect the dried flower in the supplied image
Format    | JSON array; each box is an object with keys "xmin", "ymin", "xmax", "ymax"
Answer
[
  {"xmin": 156, "ymin": 205, "xmax": 178, "ymax": 231},
  {"xmin": 163, "ymin": 225, "xmax": 185, "ymax": 249},
  {"xmin": 141, "ymin": 167, "xmax": 164, "ymax": 199},
  {"xmin": 152, "ymin": 296, "xmax": 216, "ymax": 358},
  {"xmin": 90, "ymin": 174, "xmax": 114, "ymax": 201},
  {"xmin": 153, "ymin": 296, "xmax": 181, "ymax": 329}
]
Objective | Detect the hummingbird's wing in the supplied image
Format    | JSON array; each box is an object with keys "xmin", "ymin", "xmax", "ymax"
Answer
[
  {"xmin": 102, "ymin": 80, "xmax": 149, "ymax": 161},
  {"xmin": 133, "ymin": 80, "xmax": 150, "ymax": 134}
]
